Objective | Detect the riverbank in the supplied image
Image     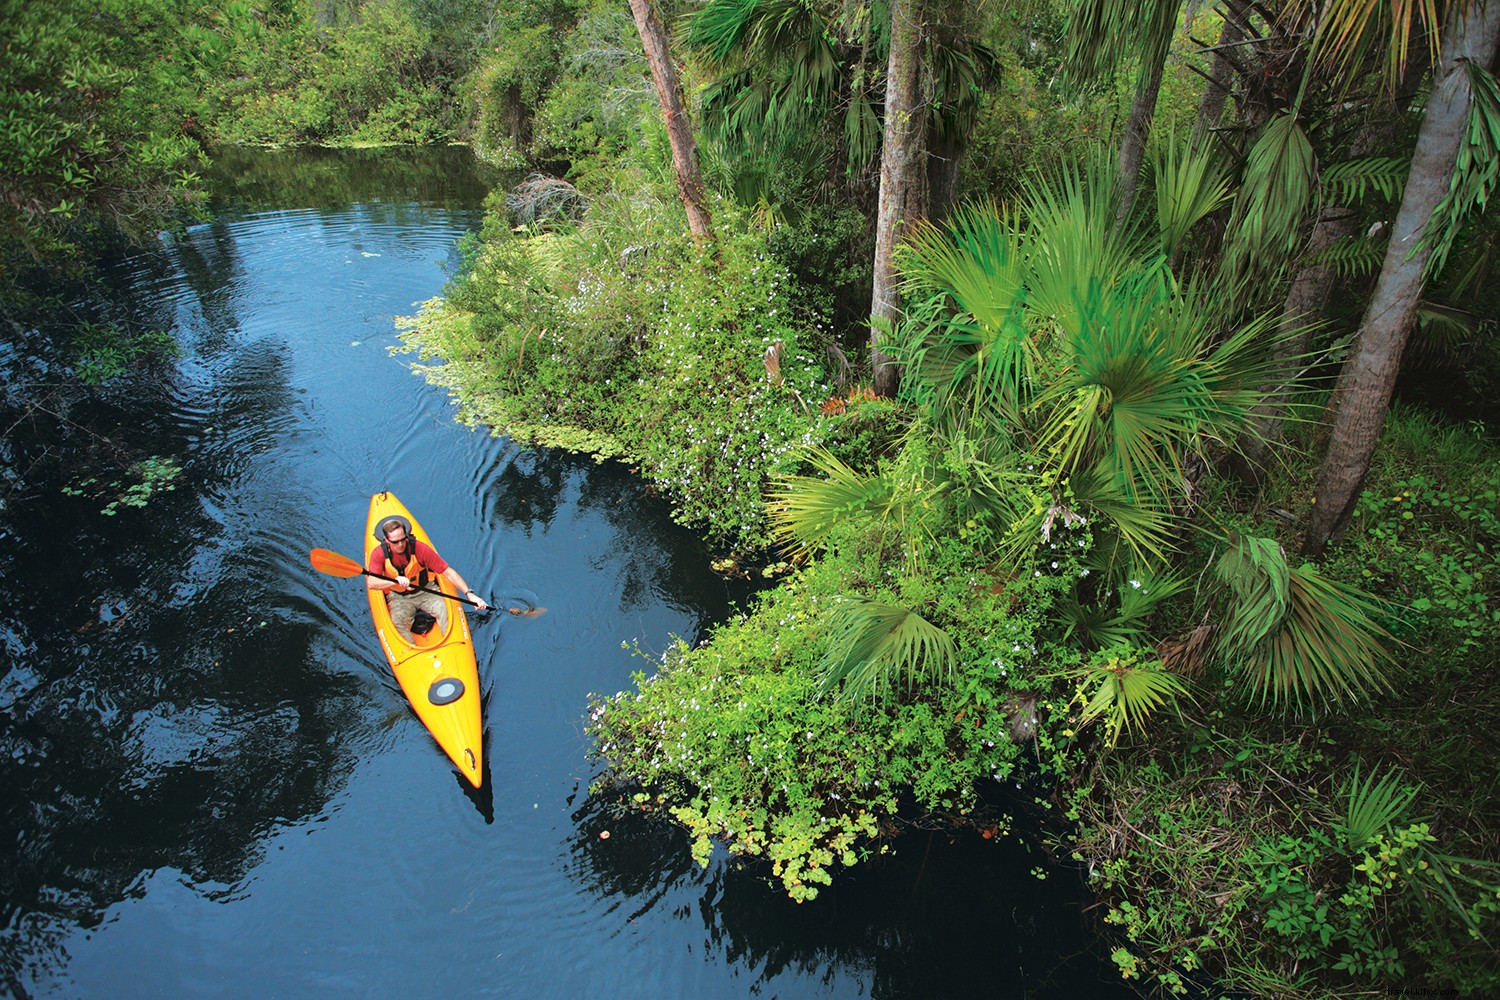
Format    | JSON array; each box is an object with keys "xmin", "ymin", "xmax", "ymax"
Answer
[{"xmin": 401, "ymin": 185, "xmax": 1500, "ymax": 999}]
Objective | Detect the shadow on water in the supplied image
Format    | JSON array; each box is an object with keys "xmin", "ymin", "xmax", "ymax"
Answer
[
  {"xmin": 2, "ymin": 146, "xmax": 1134, "ymax": 1000},
  {"xmin": 564, "ymin": 791, "xmax": 1133, "ymax": 999}
]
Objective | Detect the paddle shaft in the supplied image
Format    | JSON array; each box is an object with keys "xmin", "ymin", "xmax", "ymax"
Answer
[{"xmin": 362, "ymin": 567, "xmax": 485, "ymax": 609}]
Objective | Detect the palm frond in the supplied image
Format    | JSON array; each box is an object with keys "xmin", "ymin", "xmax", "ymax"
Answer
[
  {"xmin": 1061, "ymin": 649, "xmax": 1193, "ymax": 747},
  {"xmin": 1423, "ymin": 62, "xmax": 1500, "ymax": 279},
  {"xmin": 1063, "ymin": 465, "xmax": 1179, "ymax": 569},
  {"xmin": 1066, "ymin": 0, "xmax": 1179, "ymax": 92},
  {"xmin": 1299, "ymin": 234, "xmax": 1388, "ymax": 280},
  {"xmin": 1222, "ymin": 111, "xmax": 1317, "ymax": 281},
  {"xmin": 819, "ymin": 596, "xmax": 958, "ymax": 704},
  {"xmin": 1152, "ymin": 134, "xmax": 1233, "ymax": 259},
  {"xmin": 1336, "ymin": 763, "xmax": 1419, "ymax": 850},
  {"xmin": 895, "ymin": 204, "xmax": 1036, "ymax": 426},
  {"xmin": 1306, "ymin": 0, "xmax": 1441, "ymax": 95},
  {"xmin": 1058, "ymin": 570, "xmax": 1189, "ymax": 649},
  {"xmin": 767, "ymin": 446, "xmax": 894, "ymax": 556},
  {"xmin": 1213, "ymin": 534, "xmax": 1293, "ymax": 658},
  {"xmin": 1320, "ymin": 155, "xmax": 1409, "ymax": 205},
  {"xmin": 1022, "ymin": 153, "xmax": 1141, "ymax": 323},
  {"xmin": 1409, "ymin": 301, "xmax": 1478, "ymax": 362},
  {"xmin": 1215, "ymin": 536, "xmax": 1397, "ymax": 710}
]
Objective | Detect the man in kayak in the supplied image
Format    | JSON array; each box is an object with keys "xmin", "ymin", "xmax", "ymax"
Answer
[{"xmin": 368, "ymin": 515, "xmax": 489, "ymax": 641}]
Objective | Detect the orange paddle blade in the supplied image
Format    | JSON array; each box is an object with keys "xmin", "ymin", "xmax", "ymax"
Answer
[{"xmin": 309, "ymin": 548, "xmax": 366, "ymax": 578}]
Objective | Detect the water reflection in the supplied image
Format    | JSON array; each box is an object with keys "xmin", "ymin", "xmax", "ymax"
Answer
[
  {"xmin": 563, "ymin": 793, "xmax": 1128, "ymax": 999},
  {"xmin": 2, "ymin": 147, "xmax": 1129, "ymax": 999}
]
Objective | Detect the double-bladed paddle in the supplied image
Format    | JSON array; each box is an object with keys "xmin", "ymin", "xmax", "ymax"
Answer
[{"xmin": 309, "ymin": 547, "xmax": 489, "ymax": 610}]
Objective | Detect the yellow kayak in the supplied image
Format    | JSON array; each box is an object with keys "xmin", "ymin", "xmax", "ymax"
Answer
[{"xmin": 365, "ymin": 491, "xmax": 484, "ymax": 788}]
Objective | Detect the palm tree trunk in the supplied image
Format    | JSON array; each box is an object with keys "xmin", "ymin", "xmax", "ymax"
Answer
[
  {"xmin": 870, "ymin": 0, "xmax": 927, "ymax": 398},
  {"xmin": 1115, "ymin": 54, "xmax": 1166, "ymax": 231},
  {"xmin": 1191, "ymin": 15, "xmax": 1241, "ymax": 149},
  {"xmin": 1237, "ymin": 102, "xmax": 1407, "ymax": 485},
  {"xmin": 1304, "ymin": 2, "xmax": 1500, "ymax": 555},
  {"xmin": 628, "ymin": 0, "xmax": 714, "ymax": 241}
]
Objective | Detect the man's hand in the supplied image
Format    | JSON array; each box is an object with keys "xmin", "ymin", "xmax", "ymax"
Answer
[{"xmin": 395, "ymin": 575, "xmax": 410, "ymax": 591}]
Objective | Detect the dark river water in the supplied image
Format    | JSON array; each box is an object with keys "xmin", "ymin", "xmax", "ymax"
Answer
[{"xmin": 1, "ymin": 147, "xmax": 1133, "ymax": 999}]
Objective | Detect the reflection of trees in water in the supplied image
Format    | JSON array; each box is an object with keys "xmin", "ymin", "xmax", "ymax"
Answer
[
  {"xmin": 206, "ymin": 146, "xmax": 507, "ymax": 213},
  {"xmin": 0, "ymin": 575, "xmax": 362, "ymax": 995},
  {"xmin": 481, "ymin": 447, "xmax": 759, "ymax": 630},
  {"xmin": 0, "ymin": 241, "xmax": 354, "ymax": 997},
  {"xmin": 564, "ymin": 791, "xmax": 1128, "ymax": 998}
]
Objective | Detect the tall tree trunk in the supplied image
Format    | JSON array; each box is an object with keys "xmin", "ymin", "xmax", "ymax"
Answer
[
  {"xmin": 927, "ymin": 134, "xmax": 960, "ymax": 224},
  {"xmin": 1114, "ymin": 54, "xmax": 1166, "ymax": 231},
  {"xmin": 1236, "ymin": 102, "xmax": 1406, "ymax": 485},
  {"xmin": 1191, "ymin": 15, "xmax": 1242, "ymax": 149},
  {"xmin": 1304, "ymin": 2, "xmax": 1500, "ymax": 555},
  {"xmin": 870, "ymin": 0, "xmax": 927, "ymax": 398},
  {"xmin": 628, "ymin": 0, "xmax": 714, "ymax": 241}
]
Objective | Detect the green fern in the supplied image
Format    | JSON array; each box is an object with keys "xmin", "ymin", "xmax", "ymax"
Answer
[
  {"xmin": 1319, "ymin": 155, "xmax": 1409, "ymax": 205},
  {"xmin": 1300, "ymin": 235, "xmax": 1386, "ymax": 280}
]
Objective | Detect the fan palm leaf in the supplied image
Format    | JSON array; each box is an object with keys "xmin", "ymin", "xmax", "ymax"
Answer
[
  {"xmin": 767, "ymin": 445, "xmax": 894, "ymax": 557},
  {"xmin": 1222, "ymin": 111, "xmax": 1318, "ymax": 282},
  {"xmin": 1061, "ymin": 650, "xmax": 1192, "ymax": 747},
  {"xmin": 1213, "ymin": 535, "xmax": 1396, "ymax": 710},
  {"xmin": 1336, "ymin": 763, "xmax": 1420, "ymax": 850},
  {"xmin": 896, "ymin": 204, "xmax": 1036, "ymax": 426},
  {"xmin": 1152, "ymin": 135, "xmax": 1233, "ymax": 260},
  {"xmin": 818, "ymin": 596, "xmax": 958, "ymax": 704}
]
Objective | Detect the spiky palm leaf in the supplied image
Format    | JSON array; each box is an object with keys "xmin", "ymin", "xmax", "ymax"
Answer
[
  {"xmin": 1064, "ymin": 650, "xmax": 1192, "ymax": 747},
  {"xmin": 1152, "ymin": 135, "xmax": 1233, "ymax": 260},
  {"xmin": 1300, "ymin": 234, "xmax": 1389, "ymax": 280},
  {"xmin": 767, "ymin": 445, "xmax": 894, "ymax": 557},
  {"xmin": 1213, "ymin": 535, "xmax": 1396, "ymax": 710},
  {"xmin": 1423, "ymin": 61, "xmax": 1500, "ymax": 278},
  {"xmin": 819, "ymin": 596, "xmax": 958, "ymax": 704},
  {"xmin": 1057, "ymin": 570, "xmax": 1188, "ymax": 649},
  {"xmin": 1066, "ymin": 0, "xmax": 1181, "ymax": 95},
  {"xmin": 1336, "ymin": 763, "xmax": 1420, "ymax": 850},
  {"xmin": 1292, "ymin": 0, "xmax": 1442, "ymax": 95},
  {"xmin": 895, "ymin": 204, "xmax": 1036, "ymax": 427},
  {"xmin": 1222, "ymin": 111, "xmax": 1317, "ymax": 281},
  {"xmin": 1020, "ymin": 154, "xmax": 1143, "ymax": 326},
  {"xmin": 686, "ymin": 0, "xmax": 877, "ymax": 169}
]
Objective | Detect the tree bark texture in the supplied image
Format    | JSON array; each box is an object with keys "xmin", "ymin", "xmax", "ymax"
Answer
[
  {"xmin": 870, "ymin": 0, "xmax": 927, "ymax": 398},
  {"xmin": 1114, "ymin": 53, "xmax": 1166, "ymax": 231},
  {"xmin": 628, "ymin": 0, "xmax": 714, "ymax": 241},
  {"xmin": 1304, "ymin": 2, "xmax": 1500, "ymax": 555},
  {"xmin": 1191, "ymin": 16, "xmax": 1242, "ymax": 149}
]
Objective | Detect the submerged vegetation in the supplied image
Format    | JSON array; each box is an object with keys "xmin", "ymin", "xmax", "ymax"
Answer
[{"xmin": 4, "ymin": 0, "xmax": 1499, "ymax": 996}]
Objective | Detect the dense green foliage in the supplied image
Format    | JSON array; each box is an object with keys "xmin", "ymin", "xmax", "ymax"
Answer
[
  {"xmin": 4, "ymin": 0, "xmax": 1498, "ymax": 995},
  {"xmin": 398, "ymin": 196, "xmax": 841, "ymax": 547}
]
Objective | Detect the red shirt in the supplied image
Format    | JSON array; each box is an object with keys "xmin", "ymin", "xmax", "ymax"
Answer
[{"xmin": 368, "ymin": 539, "xmax": 449, "ymax": 578}]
